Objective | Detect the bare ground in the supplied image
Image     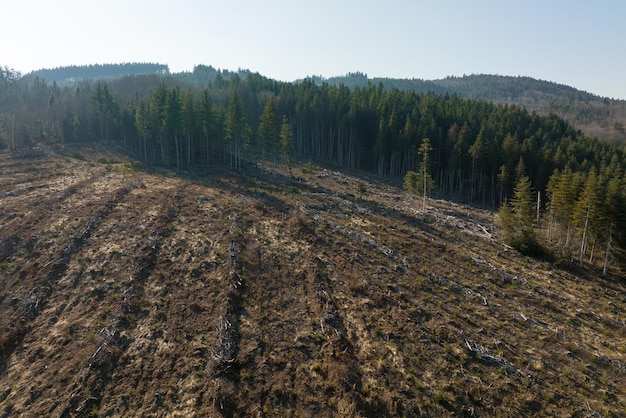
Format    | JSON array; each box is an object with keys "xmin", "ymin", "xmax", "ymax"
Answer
[{"xmin": 0, "ymin": 147, "xmax": 624, "ymax": 417}]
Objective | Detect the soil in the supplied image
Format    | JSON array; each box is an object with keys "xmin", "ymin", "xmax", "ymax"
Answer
[{"xmin": 0, "ymin": 146, "xmax": 624, "ymax": 417}]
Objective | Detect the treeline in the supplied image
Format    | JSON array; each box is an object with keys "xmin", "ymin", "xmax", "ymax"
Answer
[
  {"xmin": 314, "ymin": 73, "xmax": 609, "ymax": 104},
  {"xmin": 320, "ymin": 73, "xmax": 626, "ymax": 142},
  {"xmin": 1, "ymin": 65, "xmax": 626, "ymax": 268},
  {"xmin": 23, "ymin": 63, "xmax": 169, "ymax": 83}
]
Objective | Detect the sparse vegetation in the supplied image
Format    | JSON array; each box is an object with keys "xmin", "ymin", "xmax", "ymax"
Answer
[{"xmin": 0, "ymin": 148, "xmax": 624, "ymax": 417}]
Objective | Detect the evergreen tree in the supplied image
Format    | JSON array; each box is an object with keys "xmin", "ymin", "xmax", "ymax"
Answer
[
  {"xmin": 601, "ymin": 175, "xmax": 624, "ymax": 275},
  {"xmin": 91, "ymin": 83, "xmax": 118, "ymax": 141},
  {"xmin": 279, "ymin": 115, "xmax": 292, "ymax": 174},
  {"xmin": 181, "ymin": 88, "xmax": 195, "ymax": 167},
  {"xmin": 149, "ymin": 83, "xmax": 169, "ymax": 164},
  {"xmin": 497, "ymin": 164, "xmax": 508, "ymax": 207},
  {"xmin": 572, "ymin": 168, "xmax": 603, "ymax": 267},
  {"xmin": 418, "ymin": 138, "xmax": 434, "ymax": 211},
  {"xmin": 546, "ymin": 168, "xmax": 584, "ymax": 255},
  {"xmin": 499, "ymin": 175, "xmax": 541, "ymax": 255},
  {"xmin": 403, "ymin": 170, "xmax": 420, "ymax": 195},
  {"xmin": 134, "ymin": 100, "xmax": 151, "ymax": 162},
  {"xmin": 225, "ymin": 92, "xmax": 250, "ymax": 170},
  {"xmin": 198, "ymin": 87, "xmax": 216, "ymax": 164},
  {"xmin": 258, "ymin": 97, "xmax": 279, "ymax": 175},
  {"xmin": 164, "ymin": 86, "xmax": 182, "ymax": 169}
]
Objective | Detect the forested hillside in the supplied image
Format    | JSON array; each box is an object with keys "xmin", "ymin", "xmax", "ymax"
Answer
[
  {"xmin": 1, "ymin": 64, "xmax": 625, "ymax": 270},
  {"xmin": 1, "ymin": 63, "xmax": 626, "ymax": 416},
  {"xmin": 23, "ymin": 63, "xmax": 169, "ymax": 83},
  {"xmin": 318, "ymin": 73, "xmax": 626, "ymax": 143},
  {"xmin": 0, "ymin": 149, "xmax": 625, "ymax": 416}
]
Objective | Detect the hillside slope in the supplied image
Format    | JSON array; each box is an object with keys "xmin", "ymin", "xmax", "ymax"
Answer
[
  {"xmin": 0, "ymin": 148, "xmax": 625, "ymax": 417},
  {"xmin": 317, "ymin": 73, "xmax": 626, "ymax": 142},
  {"xmin": 17, "ymin": 63, "xmax": 626, "ymax": 142}
]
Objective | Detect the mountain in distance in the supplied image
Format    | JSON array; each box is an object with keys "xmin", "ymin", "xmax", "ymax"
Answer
[
  {"xmin": 313, "ymin": 72, "xmax": 626, "ymax": 142},
  {"xmin": 18, "ymin": 63, "xmax": 626, "ymax": 141},
  {"xmin": 23, "ymin": 62, "xmax": 170, "ymax": 83},
  {"xmin": 2, "ymin": 63, "xmax": 626, "ymax": 416}
]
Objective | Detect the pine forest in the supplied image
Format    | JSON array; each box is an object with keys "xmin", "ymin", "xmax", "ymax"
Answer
[{"xmin": 1, "ymin": 64, "xmax": 625, "ymax": 271}]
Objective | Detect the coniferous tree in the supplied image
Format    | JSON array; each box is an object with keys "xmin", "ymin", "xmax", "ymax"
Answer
[
  {"xmin": 499, "ymin": 174, "xmax": 541, "ymax": 255},
  {"xmin": 418, "ymin": 137, "xmax": 434, "ymax": 210},
  {"xmin": 546, "ymin": 168, "xmax": 584, "ymax": 255},
  {"xmin": 279, "ymin": 114, "xmax": 292, "ymax": 174},
  {"xmin": 258, "ymin": 97, "xmax": 279, "ymax": 175},
  {"xmin": 497, "ymin": 165, "xmax": 508, "ymax": 208},
  {"xmin": 198, "ymin": 87, "xmax": 216, "ymax": 164},
  {"xmin": 4, "ymin": 67, "xmax": 626, "ymax": 270},
  {"xmin": 601, "ymin": 175, "xmax": 624, "ymax": 275},
  {"xmin": 181, "ymin": 88, "xmax": 195, "ymax": 167},
  {"xmin": 165, "ymin": 86, "xmax": 182, "ymax": 169},
  {"xmin": 149, "ymin": 83, "xmax": 169, "ymax": 164},
  {"xmin": 225, "ymin": 92, "xmax": 250, "ymax": 170},
  {"xmin": 403, "ymin": 170, "xmax": 420, "ymax": 195},
  {"xmin": 134, "ymin": 100, "xmax": 151, "ymax": 162},
  {"xmin": 91, "ymin": 83, "xmax": 118, "ymax": 141},
  {"xmin": 572, "ymin": 168, "xmax": 603, "ymax": 267}
]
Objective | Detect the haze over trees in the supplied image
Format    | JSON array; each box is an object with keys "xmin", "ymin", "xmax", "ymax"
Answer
[
  {"xmin": 23, "ymin": 63, "xmax": 169, "ymax": 83},
  {"xmin": 0, "ymin": 63, "xmax": 625, "ymax": 271}
]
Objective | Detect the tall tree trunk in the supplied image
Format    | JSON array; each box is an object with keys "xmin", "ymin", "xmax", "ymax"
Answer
[
  {"xmin": 603, "ymin": 226, "xmax": 612, "ymax": 277},
  {"xmin": 187, "ymin": 133, "xmax": 192, "ymax": 167},
  {"xmin": 579, "ymin": 203, "xmax": 590, "ymax": 267}
]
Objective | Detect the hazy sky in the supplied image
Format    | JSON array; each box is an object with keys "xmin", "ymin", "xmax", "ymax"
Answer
[{"xmin": 3, "ymin": 1, "xmax": 626, "ymax": 99}]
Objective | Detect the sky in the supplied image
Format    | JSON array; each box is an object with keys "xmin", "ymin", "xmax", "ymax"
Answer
[{"xmin": 3, "ymin": 0, "xmax": 626, "ymax": 99}]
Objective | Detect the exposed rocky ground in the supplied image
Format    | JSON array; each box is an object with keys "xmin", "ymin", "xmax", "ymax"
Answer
[{"xmin": 0, "ymin": 147, "xmax": 624, "ymax": 417}]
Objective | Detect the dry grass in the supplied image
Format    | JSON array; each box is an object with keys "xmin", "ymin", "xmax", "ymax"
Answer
[{"xmin": 0, "ymin": 147, "xmax": 624, "ymax": 417}]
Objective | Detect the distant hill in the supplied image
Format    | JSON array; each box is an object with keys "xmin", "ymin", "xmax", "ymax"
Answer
[
  {"xmin": 15, "ymin": 63, "xmax": 626, "ymax": 141},
  {"xmin": 312, "ymin": 73, "xmax": 626, "ymax": 142},
  {"xmin": 23, "ymin": 62, "xmax": 170, "ymax": 83}
]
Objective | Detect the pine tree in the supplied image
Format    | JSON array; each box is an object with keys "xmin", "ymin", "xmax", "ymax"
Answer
[
  {"xmin": 225, "ymin": 93, "xmax": 250, "ymax": 170},
  {"xmin": 134, "ymin": 100, "xmax": 151, "ymax": 162},
  {"xmin": 497, "ymin": 164, "xmax": 508, "ymax": 207},
  {"xmin": 279, "ymin": 115, "xmax": 292, "ymax": 174},
  {"xmin": 546, "ymin": 168, "xmax": 584, "ymax": 255},
  {"xmin": 198, "ymin": 88, "xmax": 215, "ymax": 164},
  {"xmin": 258, "ymin": 97, "xmax": 279, "ymax": 175},
  {"xmin": 164, "ymin": 87, "xmax": 182, "ymax": 169},
  {"xmin": 149, "ymin": 83, "xmax": 169, "ymax": 164},
  {"xmin": 572, "ymin": 168, "xmax": 602, "ymax": 267},
  {"xmin": 181, "ymin": 89, "xmax": 195, "ymax": 167},
  {"xmin": 91, "ymin": 83, "xmax": 118, "ymax": 141},
  {"xmin": 403, "ymin": 170, "xmax": 420, "ymax": 195},
  {"xmin": 418, "ymin": 138, "xmax": 434, "ymax": 211},
  {"xmin": 498, "ymin": 175, "xmax": 541, "ymax": 255},
  {"xmin": 601, "ymin": 176, "xmax": 623, "ymax": 275}
]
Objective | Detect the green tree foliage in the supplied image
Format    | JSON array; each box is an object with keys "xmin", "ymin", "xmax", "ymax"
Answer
[
  {"xmin": 24, "ymin": 63, "xmax": 169, "ymax": 82},
  {"xmin": 279, "ymin": 115, "xmax": 292, "ymax": 172},
  {"xmin": 418, "ymin": 138, "xmax": 434, "ymax": 210},
  {"xmin": 258, "ymin": 97, "xmax": 279, "ymax": 174},
  {"xmin": 134, "ymin": 100, "xmax": 151, "ymax": 161},
  {"xmin": 3, "ymin": 67, "xmax": 626, "ymax": 270},
  {"xmin": 181, "ymin": 88, "xmax": 195, "ymax": 167},
  {"xmin": 498, "ymin": 175, "xmax": 542, "ymax": 256},
  {"xmin": 404, "ymin": 138, "xmax": 435, "ymax": 211},
  {"xmin": 403, "ymin": 170, "xmax": 420, "ymax": 195},
  {"xmin": 601, "ymin": 175, "xmax": 626, "ymax": 274},
  {"xmin": 225, "ymin": 92, "xmax": 250, "ymax": 170},
  {"xmin": 91, "ymin": 83, "xmax": 118, "ymax": 141},
  {"xmin": 164, "ymin": 86, "xmax": 182, "ymax": 169},
  {"xmin": 572, "ymin": 169, "xmax": 603, "ymax": 267}
]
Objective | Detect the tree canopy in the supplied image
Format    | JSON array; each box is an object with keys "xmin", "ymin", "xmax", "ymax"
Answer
[{"xmin": 1, "ymin": 65, "xmax": 625, "ymax": 270}]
